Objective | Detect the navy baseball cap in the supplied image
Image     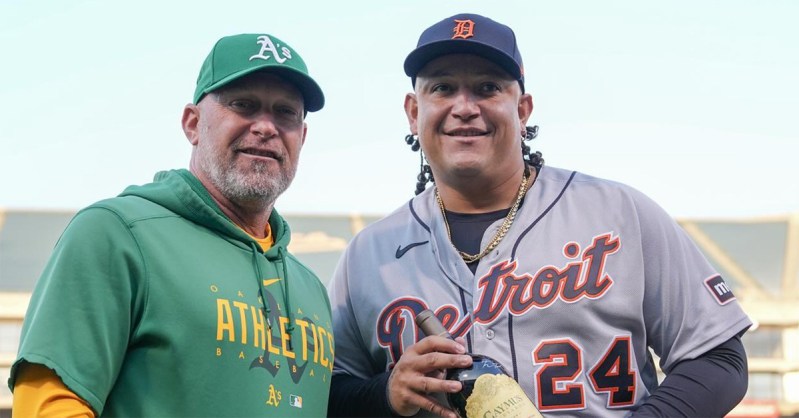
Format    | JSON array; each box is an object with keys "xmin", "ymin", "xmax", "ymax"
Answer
[{"xmin": 404, "ymin": 13, "xmax": 525, "ymax": 91}]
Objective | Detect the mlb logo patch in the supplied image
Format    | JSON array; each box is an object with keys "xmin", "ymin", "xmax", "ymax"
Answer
[
  {"xmin": 704, "ymin": 275, "xmax": 735, "ymax": 305},
  {"xmin": 289, "ymin": 394, "xmax": 303, "ymax": 408}
]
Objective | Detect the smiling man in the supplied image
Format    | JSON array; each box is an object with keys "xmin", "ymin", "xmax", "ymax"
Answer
[
  {"xmin": 327, "ymin": 13, "xmax": 751, "ymax": 418},
  {"xmin": 9, "ymin": 33, "xmax": 333, "ymax": 417}
]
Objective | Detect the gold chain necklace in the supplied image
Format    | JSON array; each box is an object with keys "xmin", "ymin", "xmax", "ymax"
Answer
[{"xmin": 436, "ymin": 169, "xmax": 530, "ymax": 264}]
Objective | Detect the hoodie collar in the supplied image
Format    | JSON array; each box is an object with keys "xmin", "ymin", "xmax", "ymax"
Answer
[{"xmin": 119, "ymin": 169, "xmax": 293, "ymax": 252}]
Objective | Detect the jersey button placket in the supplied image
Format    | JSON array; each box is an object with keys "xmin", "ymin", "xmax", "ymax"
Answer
[{"xmin": 485, "ymin": 329, "xmax": 495, "ymax": 339}]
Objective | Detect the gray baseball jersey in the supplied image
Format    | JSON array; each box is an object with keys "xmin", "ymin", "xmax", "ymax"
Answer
[{"xmin": 328, "ymin": 166, "xmax": 751, "ymax": 417}]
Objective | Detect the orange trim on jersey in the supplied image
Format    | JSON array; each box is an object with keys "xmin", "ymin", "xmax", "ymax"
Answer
[{"xmin": 12, "ymin": 362, "xmax": 95, "ymax": 418}]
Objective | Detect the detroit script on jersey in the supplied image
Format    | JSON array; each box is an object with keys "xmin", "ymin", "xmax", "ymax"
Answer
[{"xmin": 378, "ymin": 233, "xmax": 618, "ymax": 364}]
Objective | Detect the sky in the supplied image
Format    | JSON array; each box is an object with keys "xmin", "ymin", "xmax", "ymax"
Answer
[{"xmin": 1, "ymin": 0, "xmax": 797, "ymax": 219}]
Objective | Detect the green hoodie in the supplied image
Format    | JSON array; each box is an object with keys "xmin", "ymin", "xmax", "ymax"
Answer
[{"xmin": 10, "ymin": 169, "xmax": 333, "ymax": 417}]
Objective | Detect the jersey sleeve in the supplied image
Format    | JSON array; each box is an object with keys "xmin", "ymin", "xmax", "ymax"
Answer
[
  {"xmin": 633, "ymin": 190, "xmax": 752, "ymax": 372},
  {"xmin": 10, "ymin": 206, "xmax": 146, "ymax": 414}
]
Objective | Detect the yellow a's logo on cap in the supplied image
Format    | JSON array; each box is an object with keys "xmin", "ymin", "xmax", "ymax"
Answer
[
  {"xmin": 250, "ymin": 35, "xmax": 293, "ymax": 63},
  {"xmin": 452, "ymin": 19, "xmax": 475, "ymax": 39}
]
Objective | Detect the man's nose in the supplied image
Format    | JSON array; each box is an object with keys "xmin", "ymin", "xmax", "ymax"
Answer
[
  {"xmin": 451, "ymin": 91, "xmax": 480, "ymax": 121},
  {"xmin": 251, "ymin": 112, "xmax": 279, "ymax": 139}
]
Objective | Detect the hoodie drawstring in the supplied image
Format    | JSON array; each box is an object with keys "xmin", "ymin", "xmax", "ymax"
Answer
[
  {"xmin": 251, "ymin": 241, "xmax": 295, "ymax": 351},
  {"xmin": 277, "ymin": 247, "xmax": 295, "ymax": 351},
  {"xmin": 250, "ymin": 242, "xmax": 272, "ymax": 331}
]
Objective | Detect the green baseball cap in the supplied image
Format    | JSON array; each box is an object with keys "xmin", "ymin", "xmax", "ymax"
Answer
[{"xmin": 193, "ymin": 33, "xmax": 325, "ymax": 112}]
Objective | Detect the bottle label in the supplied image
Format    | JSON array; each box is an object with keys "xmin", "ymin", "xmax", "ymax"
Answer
[{"xmin": 465, "ymin": 374, "xmax": 543, "ymax": 418}]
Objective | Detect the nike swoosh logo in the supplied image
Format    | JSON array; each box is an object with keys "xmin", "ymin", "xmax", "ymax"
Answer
[
  {"xmin": 395, "ymin": 241, "xmax": 429, "ymax": 258},
  {"xmin": 263, "ymin": 278, "xmax": 281, "ymax": 287}
]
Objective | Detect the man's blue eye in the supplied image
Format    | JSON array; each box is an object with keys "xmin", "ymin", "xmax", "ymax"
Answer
[{"xmin": 230, "ymin": 100, "xmax": 256, "ymax": 110}]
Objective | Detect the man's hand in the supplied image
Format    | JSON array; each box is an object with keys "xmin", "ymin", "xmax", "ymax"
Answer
[{"xmin": 387, "ymin": 336, "xmax": 472, "ymax": 418}]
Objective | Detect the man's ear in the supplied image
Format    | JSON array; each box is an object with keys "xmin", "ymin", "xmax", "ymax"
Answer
[
  {"xmin": 182, "ymin": 104, "xmax": 201, "ymax": 146},
  {"xmin": 404, "ymin": 93, "xmax": 419, "ymax": 134},
  {"xmin": 518, "ymin": 93, "xmax": 534, "ymax": 131}
]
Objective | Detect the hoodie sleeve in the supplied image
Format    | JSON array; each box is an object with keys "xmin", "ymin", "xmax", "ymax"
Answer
[{"xmin": 10, "ymin": 205, "xmax": 146, "ymax": 415}]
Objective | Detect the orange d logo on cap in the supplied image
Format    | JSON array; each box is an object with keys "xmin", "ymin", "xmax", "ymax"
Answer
[{"xmin": 452, "ymin": 19, "xmax": 475, "ymax": 39}]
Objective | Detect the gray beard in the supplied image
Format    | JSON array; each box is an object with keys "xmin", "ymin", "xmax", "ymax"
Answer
[{"xmin": 199, "ymin": 152, "xmax": 293, "ymax": 207}]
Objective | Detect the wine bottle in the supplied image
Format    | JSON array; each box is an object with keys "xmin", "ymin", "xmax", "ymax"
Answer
[{"xmin": 415, "ymin": 309, "xmax": 543, "ymax": 418}]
